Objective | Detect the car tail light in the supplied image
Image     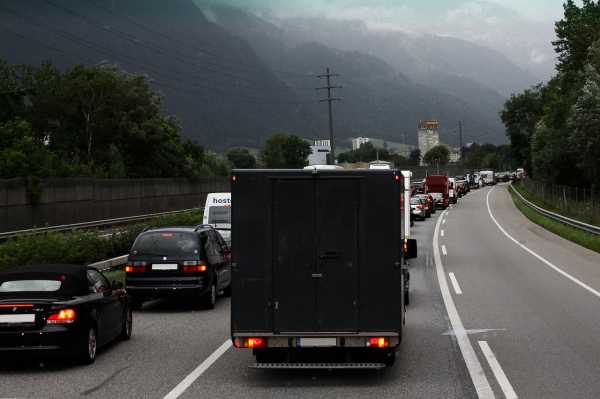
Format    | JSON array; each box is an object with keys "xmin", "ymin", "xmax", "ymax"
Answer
[
  {"xmin": 47, "ymin": 308, "xmax": 76, "ymax": 324},
  {"xmin": 125, "ymin": 262, "xmax": 147, "ymax": 273},
  {"xmin": 417, "ymin": 205, "xmax": 425, "ymax": 209},
  {"xmin": 182, "ymin": 261, "xmax": 207, "ymax": 273},
  {"xmin": 367, "ymin": 337, "xmax": 390, "ymax": 348},
  {"xmin": 234, "ymin": 337, "xmax": 267, "ymax": 348}
]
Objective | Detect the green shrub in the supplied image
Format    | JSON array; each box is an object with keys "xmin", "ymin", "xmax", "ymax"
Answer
[{"xmin": 0, "ymin": 210, "xmax": 203, "ymax": 270}]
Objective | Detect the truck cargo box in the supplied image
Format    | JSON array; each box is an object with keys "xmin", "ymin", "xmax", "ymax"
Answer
[{"xmin": 230, "ymin": 169, "xmax": 414, "ymax": 367}]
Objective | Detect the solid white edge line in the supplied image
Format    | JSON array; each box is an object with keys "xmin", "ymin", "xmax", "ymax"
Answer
[
  {"xmin": 449, "ymin": 272, "xmax": 463, "ymax": 295},
  {"xmin": 441, "ymin": 229, "xmax": 445, "ymax": 237},
  {"xmin": 163, "ymin": 340, "xmax": 232, "ymax": 399},
  {"xmin": 486, "ymin": 188, "xmax": 600, "ymax": 300},
  {"xmin": 433, "ymin": 210, "xmax": 495, "ymax": 398},
  {"xmin": 441, "ymin": 245, "xmax": 448, "ymax": 256},
  {"xmin": 478, "ymin": 341, "xmax": 518, "ymax": 399},
  {"xmin": 443, "ymin": 219, "xmax": 447, "ymax": 225}
]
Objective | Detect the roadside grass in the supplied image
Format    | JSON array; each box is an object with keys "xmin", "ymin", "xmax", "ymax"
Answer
[
  {"xmin": 514, "ymin": 181, "xmax": 599, "ymax": 226},
  {"xmin": 509, "ymin": 185, "xmax": 600, "ymax": 254},
  {"xmin": 103, "ymin": 268, "xmax": 126, "ymax": 284},
  {"xmin": 0, "ymin": 209, "xmax": 203, "ymax": 271}
]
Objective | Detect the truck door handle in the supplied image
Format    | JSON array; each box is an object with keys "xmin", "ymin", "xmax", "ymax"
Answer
[{"xmin": 311, "ymin": 273, "xmax": 323, "ymax": 278}]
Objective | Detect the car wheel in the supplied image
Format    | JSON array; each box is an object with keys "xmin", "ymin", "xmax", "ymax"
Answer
[
  {"xmin": 130, "ymin": 297, "xmax": 144, "ymax": 311},
  {"xmin": 120, "ymin": 307, "xmax": 133, "ymax": 341},
  {"xmin": 382, "ymin": 350, "xmax": 396, "ymax": 367},
  {"xmin": 203, "ymin": 282, "xmax": 217, "ymax": 309},
  {"xmin": 76, "ymin": 327, "xmax": 97, "ymax": 365}
]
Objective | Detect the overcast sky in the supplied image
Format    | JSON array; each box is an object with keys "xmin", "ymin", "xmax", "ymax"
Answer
[{"xmin": 204, "ymin": 0, "xmax": 569, "ymax": 79}]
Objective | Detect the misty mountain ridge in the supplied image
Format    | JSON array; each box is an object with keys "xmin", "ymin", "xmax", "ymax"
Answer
[{"xmin": 0, "ymin": 0, "xmax": 518, "ymax": 149}]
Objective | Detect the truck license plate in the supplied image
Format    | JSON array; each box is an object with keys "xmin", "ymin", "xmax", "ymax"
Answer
[{"xmin": 298, "ymin": 337, "xmax": 337, "ymax": 347}]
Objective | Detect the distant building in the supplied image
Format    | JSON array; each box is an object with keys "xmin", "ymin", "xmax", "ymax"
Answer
[
  {"xmin": 417, "ymin": 120, "xmax": 440, "ymax": 166},
  {"xmin": 314, "ymin": 139, "xmax": 331, "ymax": 147},
  {"xmin": 308, "ymin": 139, "xmax": 331, "ymax": 165},
  {"xmin": 352, "ymin": 137, "xmax": 370, "ymax": 150},
  {"xmin": 449, "ymin": 147, "xmax": 462, "ymax": 163}
]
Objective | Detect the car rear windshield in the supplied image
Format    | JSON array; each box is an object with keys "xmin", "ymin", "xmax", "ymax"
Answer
[
  {"xmin": 410, "ymin": 198, "xmax": 421, "ymax": 205},
  {"xmin": 208, "ymin": 206, "xmax": 231, "ymax": 224},
  {"xmin": 0, "ymin": 280, "xmax": 62, "ymax": 292},
  {"xmin": 132, "ymin": 232, "xmax": 200, "ymax": 256}
]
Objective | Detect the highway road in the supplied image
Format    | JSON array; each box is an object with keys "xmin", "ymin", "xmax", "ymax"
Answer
[{"xmin": 1, "ymin": 184, "xmax": 600, "ymax": 398}]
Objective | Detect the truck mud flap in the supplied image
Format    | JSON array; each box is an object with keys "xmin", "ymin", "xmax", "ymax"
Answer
[{"xmin": 249, "ymin": 362, "xmax": 386, "ymax": 370}]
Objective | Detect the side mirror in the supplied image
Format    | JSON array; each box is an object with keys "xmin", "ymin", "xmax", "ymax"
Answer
[
  {"xmin": 404, "ymin": 239, "xmax": 418, "ymax": 259},
  {"xmin": 112, "ymin": 281, "xmax": 124, "ymax": 290}
]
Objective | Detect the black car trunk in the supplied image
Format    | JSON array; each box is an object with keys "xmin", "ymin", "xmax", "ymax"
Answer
[{"xmin": 0, "ymin": 299, "xmax": 63, "ymax": 332}]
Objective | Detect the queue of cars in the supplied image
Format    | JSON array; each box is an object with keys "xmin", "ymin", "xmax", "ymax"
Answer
[
  {"xmin": 409, "ymin": 174, "xmax": 475, "ymax": 222},
  {"xmin": 0, "ymin": 194, "xmax": 234, "ymax": 365}
]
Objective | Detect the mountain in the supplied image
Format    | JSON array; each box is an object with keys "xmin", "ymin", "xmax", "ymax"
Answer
[
  {"xmin": 202, "ymin": 4, "xmax": 508, "ymax": 144},
  {"xmin": 0, "ymin": 0, "xmax": 512, "ymax": 148},
  {"xmin": 0, "ymin": 0, "xmax": 305, "ymax": 149}
]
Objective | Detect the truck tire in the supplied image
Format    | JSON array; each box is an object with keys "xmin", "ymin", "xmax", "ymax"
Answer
[{"xmin": 383, "ymin": 350, "xmax": 396, "ymax": 367}]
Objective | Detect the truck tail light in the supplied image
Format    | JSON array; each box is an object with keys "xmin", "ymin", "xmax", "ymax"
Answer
[
  {"xmin": 125, "ymin": 262, "xmax": 147, "ymax": 273},
  {"xmin": 182, "ymin": 261, "xmax": 207, "ymax": 273},
  {"xmin": 367, "ymin": 337, "xmax": 389, "ymax": 348},
  {"xmin": 234, "ymin": 337, "xmax": 267, "ymax": 348},
  {"xmin": 47, "ymin": 308, "xmax": 76, "ymax": 324}
]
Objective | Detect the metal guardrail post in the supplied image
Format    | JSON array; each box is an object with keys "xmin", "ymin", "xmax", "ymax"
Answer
[{"xmin": 510, "ymin": 183, "xmax": 600, "ymax": 236}]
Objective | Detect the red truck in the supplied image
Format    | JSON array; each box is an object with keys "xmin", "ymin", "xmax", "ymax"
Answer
[{"xmin": 425, "ymin": 175, "xmax": 450, "ymax": 209}]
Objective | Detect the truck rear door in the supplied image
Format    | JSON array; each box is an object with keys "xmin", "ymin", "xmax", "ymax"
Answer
[{"xmin": 272, "ymin": 177, "xmax": 359, "ymax": 333}]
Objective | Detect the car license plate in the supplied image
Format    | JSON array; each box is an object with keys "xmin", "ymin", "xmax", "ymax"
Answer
[
  {"xmin": 152, "ymin": 264, "xmax": 178, "ymax": 271},
  {"xmin": 0, "ymin": 314, "xmax": 35, "ymax": 323},
  {"xmin": 298, "ymin": 337, "xmax": 337, "ymax": 347}
]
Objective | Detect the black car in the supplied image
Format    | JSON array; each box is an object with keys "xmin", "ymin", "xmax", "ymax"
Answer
[
  {"xmin": 126, "ymin": 226, "xmax": 232, "ymax": 310},
  {"xmin": 0, "ymin": 264, "xmax": 132, "ymax": 364}
]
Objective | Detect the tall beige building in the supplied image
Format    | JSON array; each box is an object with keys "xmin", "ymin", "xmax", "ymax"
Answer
[{"xmin": 417, "ymin": 120, "xmax": 440, "ymax": 166}]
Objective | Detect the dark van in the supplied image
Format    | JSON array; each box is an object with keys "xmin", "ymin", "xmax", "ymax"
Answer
[{"xmin": 125, "ymin": 226, "xmax": 232, "ymax": 310}]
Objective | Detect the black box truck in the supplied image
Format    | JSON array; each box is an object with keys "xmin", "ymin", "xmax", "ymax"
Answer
[{"xmin": 230, "ymin": 169, "xmax": 416, "ymax": 369}]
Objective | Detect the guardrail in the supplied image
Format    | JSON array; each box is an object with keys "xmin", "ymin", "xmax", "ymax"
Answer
[
  {"xmin": 0, "ymin": 208, "xmax": 202, "ymax": 240},
  {"xmin": 88, "ymin": 255, "xmax": 129, "ymax": 272},
  {"xmin": 510, "ymin": 183, "xmax": 600, "ymax": 236}
]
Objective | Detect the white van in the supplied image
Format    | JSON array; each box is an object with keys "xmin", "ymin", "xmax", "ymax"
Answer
[
  {"xmin": 480, "ymin": 170, "xmax": 496, "ymax": 186},
  {"xmin": 203, "ymin": 193, "xmax": 231, "ymax": 245},
  {"xmin": 448, "ymin": 178, "xmax": 457, "ymax": 204}
]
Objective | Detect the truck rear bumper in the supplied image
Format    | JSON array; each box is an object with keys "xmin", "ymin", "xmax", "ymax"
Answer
[
  {"xmin": 232, "ymin": 333, "xmax": 400, "ymax": 349},
  {"xmin": 249, "ymin": 362, "xmax": 386, "ymax": 370}
]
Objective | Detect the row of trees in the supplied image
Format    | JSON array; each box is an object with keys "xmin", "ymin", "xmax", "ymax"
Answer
[
  {"xmin": 337, "ymin": 142, "xmax": 421, "ymax": 167},
  {"xmin": 0, "ymin": 61, "xmax": 229, "ymax": 179},
  {"xmin": 501, "ymin": 0, "xmax": 600, "ymax": 188}
]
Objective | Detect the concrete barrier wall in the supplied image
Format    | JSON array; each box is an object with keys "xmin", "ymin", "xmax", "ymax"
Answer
[{"xmin": 0, "ymin": 177, "xmax": 229, "ymax": 232}]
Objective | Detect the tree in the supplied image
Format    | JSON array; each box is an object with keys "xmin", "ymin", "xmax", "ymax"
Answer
[
  {"xmin": 262, "ymin": 133, "xmax": 311, "ymax": 169},
  {"xmin": 0, "ymin": 60, "xmax": 230, "ymax": 179},
  {"xmin": 227, "ymin": 148, "xmax": 257, "ymax": 169},
  {"xmin": 554, "ymin": 0, "xmax": 600, "ymax": 79},
  {"xmin": 423, "ymin": 145, "xmax": 450, "ymax": 166},
  {"xmin": 500, "ymin": 86, "xmax": 544, "ymax": 173},
  {"xmin": 408, "ymin": 149, "xmax": 421, "ymax": 166},
  {"xmin": 568, "ymin": 42, "xmax": 600, "ymax": 188}
]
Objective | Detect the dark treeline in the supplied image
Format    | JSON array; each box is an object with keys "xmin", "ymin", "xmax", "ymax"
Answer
[
  {"xmin": 501, "ymin": 0, "xmax": 600, "ymax": 188},
  {"xmin": 0, "ymin": 61, "xmax": 229, "ymax": 179}
]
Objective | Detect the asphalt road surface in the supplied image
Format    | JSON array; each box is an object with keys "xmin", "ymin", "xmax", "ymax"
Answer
[{"xmin": 1, "ymin": 184, "xmax": 599, "ymax": 399}]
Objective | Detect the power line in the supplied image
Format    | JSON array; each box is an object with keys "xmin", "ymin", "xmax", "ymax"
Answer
[{"xmin": 317, "ymin": 67, "xmax": 342, "ymax": 164}]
